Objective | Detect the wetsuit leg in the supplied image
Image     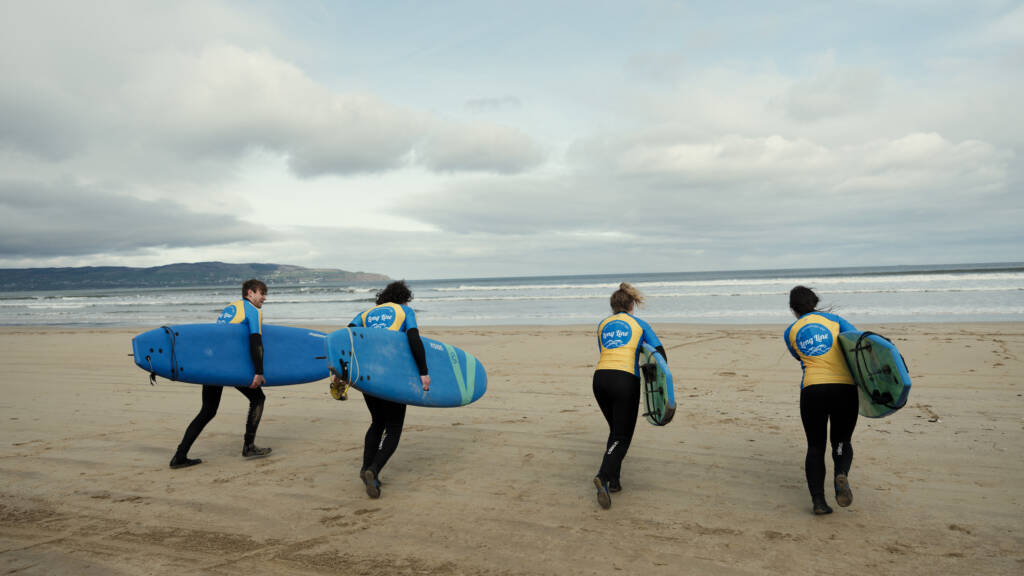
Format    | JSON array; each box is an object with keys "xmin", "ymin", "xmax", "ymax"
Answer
[
  {"xmin": 799, "ymin": 385, "xmax": 829, "ymax": 499},
  {"xmin": 363, "ymin": 393, "xmax": 407, "ymax": 474},
  {"xmin": 829, "ymin": 384, "xmax": 859, "ymax": 478},
  {"xmin": 236, "ymin": 386, "xmax": 266, "ymax": 446},
  {"xmin": 175, "ymin": 385, "xmax": 223, "ymax": 456},
  {"xmin": 592, "ymin": 370, "xmax": 641, "ymax": 484},
  {"xmin": 593, "ymin": 372, "xmax": 617, "ymax": 453}
]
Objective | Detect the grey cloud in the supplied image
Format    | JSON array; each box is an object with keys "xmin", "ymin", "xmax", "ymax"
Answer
[
  {"xmin": 392, "ymin": 129, "xmax": 1019, "ymax": 266},
  {"xmin": 416, "ymin": 122, "xmax": 544, "ymax": 174},
  {"xmin": 0, "ymin": 89, "xmax": 84, "ymax": 161},
  {"xmin": 465, "ymin": 96, "xmax": 522, "ymax": 111},
  {"xmin": 775, "ymin": 68, "xmax": 883, "ymax": 123},
  {"xmin": 0, "ymin": 34, "xmax": 545, "ymax": 178},
  {"xmin": 0, "ymin": 180, "xmax": 266, "ymax": 257},
  {"xmin": 624, "ymin": 52, "xmax": 689, "ymax": 85}
]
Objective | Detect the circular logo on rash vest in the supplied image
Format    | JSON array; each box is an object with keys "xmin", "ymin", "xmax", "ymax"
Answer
[
  {"xmin": 795, "ymin": 324, "xmax": 833, "ymax": 356},
  {"xmin": 216, "ymin": 305, "xmax": 238, "ymax": 324},
  {"xmin": 601, "ymin": 320, "xmax": 633, "ymax": 349},
  {"xmin": 365, "ymin": 306, "xmax": 396, "ymax": 329}
]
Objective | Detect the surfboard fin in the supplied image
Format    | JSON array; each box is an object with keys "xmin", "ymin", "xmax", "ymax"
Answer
[{"xmin": 329, "ymin": 379, "xmax": 349, "ymax": 401}]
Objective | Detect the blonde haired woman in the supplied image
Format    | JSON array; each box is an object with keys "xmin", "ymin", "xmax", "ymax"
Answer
[{"xmin": 591, "ymin": 283, "xmax": 666, "ymax": 509}]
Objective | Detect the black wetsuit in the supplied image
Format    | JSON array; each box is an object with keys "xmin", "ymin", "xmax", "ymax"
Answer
[
  {"xmin": 592, "ymin": 369, "xmax": 642, "ymax": 484},
  {"xmin": 176, "ymin": 384, "xmax": 265, "ymax": 456},
  {"xmin": 350, "ymin": 303, "xmax": 429, "ymax": 476},
  {"xmin": 173, "ymin": 299, "xmax": 266, "ymax": 459},
  {"xmin": 799, "ymin": 383, "xmax": 858, "ymax": 498},
  {"xmin": 593, "ymin": 312, "xmax": 666, "ymax": 486},
  {"xmin": 785, "ymin": 311, "xmax": 860, "ymax": 499}
]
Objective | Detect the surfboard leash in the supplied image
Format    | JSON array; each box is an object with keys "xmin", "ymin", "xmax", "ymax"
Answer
[
  {"xmin": 144, "ymin": 354, "xmax": 156, "ymax": 386},
  {"xmin": 345, "ymin": 328, "xmax": 360, "ymax": 383},
  {"xmin": 852, "ymin": 331, "xmax": 904, "ymax": 409},
  {"xmin": 161, "ymin": 326, "xmax": 179, "ymax": 382}
]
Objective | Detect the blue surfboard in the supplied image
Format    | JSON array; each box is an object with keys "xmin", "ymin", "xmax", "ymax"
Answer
[
  {"xmin": 132, "ymin": 324, "xmax": 329, "ymax": 386},
  {"xmin": 640, "ymin": 342, "xmax": 675, "ymax": 426},
  {"xmin": 325, "ymin": 327, "xmax": 486, "ymax": 407},
  {"xmin": 838, "ymin": 331, "xmax": 911, "ymax": 418}
]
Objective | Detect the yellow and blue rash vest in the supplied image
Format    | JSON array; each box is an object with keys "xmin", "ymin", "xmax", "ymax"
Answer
[
  {"xmin": 217, "ymin": 299, "xmax": 262, "ymax": 335},
  {"xmin": 784, "ymin": 311, "xmax": 857, "ymax": 388},
  {"xmin": 351, "ymin": 303, "xmax": 417, "ymax": 333},
  {"xmin": 596, "ymin": 313, "xmax": 662, "ymax": 376}
]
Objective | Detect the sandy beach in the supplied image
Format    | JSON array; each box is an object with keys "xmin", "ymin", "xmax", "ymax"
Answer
[{"xmin": 0, "ymin": 323, "xmax": 1021, "ymax": 575}]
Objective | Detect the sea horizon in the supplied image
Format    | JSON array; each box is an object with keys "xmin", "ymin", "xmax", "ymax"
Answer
[{"xmin": 1, "ymin": 261, "xmax": 1022, "ymax": 327}]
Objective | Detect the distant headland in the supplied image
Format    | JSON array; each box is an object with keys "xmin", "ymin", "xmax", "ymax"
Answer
[{"xmin": 0, "ymin": 262, "xmax": 390, "ymax": 291}]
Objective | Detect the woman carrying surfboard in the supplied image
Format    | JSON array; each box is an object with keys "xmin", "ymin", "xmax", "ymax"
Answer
[
  {"xmin": 784, "ymin": 286, "xmax": 858, "ymax": 515},
  {"xmin": 591, "ymin": 283, "xmax": 666, "ymax": 509},
  {"xmin": 336, "ymin": 280, "xmax": 430, "ymax": 499}
]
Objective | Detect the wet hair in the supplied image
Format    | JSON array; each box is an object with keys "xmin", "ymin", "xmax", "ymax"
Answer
[
  {"xmin": 610, "ymin": 282, "xmax": 644, "ymax": 314},
  {"xmin": 376, "ymin": 280, "xmax": 413, "ymax": 306},
  {"xmin": 789, "ymin": 285, "xmax": 819, "ymax": 317},
  {"xmin": 242, "ymin": 279, "xmax": 267, "ymax": 298}
]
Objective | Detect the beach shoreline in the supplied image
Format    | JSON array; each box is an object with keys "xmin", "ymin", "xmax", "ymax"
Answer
[{"xmin": 1, "ymin": 323, "xmax": 1022, "ymax": 575}]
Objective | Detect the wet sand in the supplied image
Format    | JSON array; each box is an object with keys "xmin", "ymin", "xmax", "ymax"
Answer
[{"xmin": 0, "ymin": 323, "xmax": 1022, "ymax": 575}]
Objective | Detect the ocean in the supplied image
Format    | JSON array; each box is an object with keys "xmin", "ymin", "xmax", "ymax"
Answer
[{"xmin": 1, "ymin": 263, "xmax": 1022, "ymax": 327}]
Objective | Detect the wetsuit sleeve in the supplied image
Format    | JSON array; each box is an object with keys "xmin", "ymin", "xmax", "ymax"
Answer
[
  {"xmin": 243, "ymin": 301, "xmax": 261, "ymax": 335},
  {"xmin": 816, "ymin": 311, "xmax": 857, "ymax": 333},
  {"xmin": 636, "ymin": 318, "xmax": 664, "ymax": 354},
  {"xmin": 836, "ymin": 316, "xmax": 857, "ymax": 333},
  {"xmin": 249, "ymin": 333, "xmax": 264, "ymax": 375},
  {"xmin": 405, "ymin": 328, "xmax": 429, "ymax": 376},
  {"xmin": 783, "ymin": 325, "xmax": 800, "ymax": 360},
  {"xmin": 402, "ymin": 305, "xmax": 419, "ymax": 331}
]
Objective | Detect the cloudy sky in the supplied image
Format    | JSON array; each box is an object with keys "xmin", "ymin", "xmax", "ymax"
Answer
[{"xmin": 1, "ymin": 1, "xmax": 1021, "ymax": 279}]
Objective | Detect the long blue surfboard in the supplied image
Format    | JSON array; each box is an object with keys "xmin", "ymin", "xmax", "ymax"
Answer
[
  {"xmin": 838, "ymin": 330, "xmax": 911, "ymax": 418},
  {"xmin": 132, "ymin": 324, "xmax": 329, "ymax": 386},
  {"xmin": 325, "ymin": 327, "xmax": 486, "ymax": 407},
  {"xmin": 640, "ymin": 343, "xmax": 675, "ymax": 426}
]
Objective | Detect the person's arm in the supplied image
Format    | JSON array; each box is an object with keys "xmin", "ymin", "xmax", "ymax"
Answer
[
  {"xmin": 637, "ymin": 318, "xmax": 667, "ymax": 361},
  {"xmin": 405, "ymin": 327, "xmax": 430, "ymax": 391},
  {"xmin": 247, "ymin": 302, "xmax": 265, "ymax": 388},
  {"xmin": 836, "ymin": 315, "xmax": 857, "ymax": 333},
  {"xmin": 349, "ymin": 311, "xmax": 363, "ymax": 328},
  {"xmin": 248, "ymin": 333, "xmax": 265, "ymax": 387},
  {"xmin": 783, "ymin": 326, "xmax": 800, "ymax": 361}
]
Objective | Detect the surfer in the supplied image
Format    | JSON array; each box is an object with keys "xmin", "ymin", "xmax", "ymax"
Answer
[
  {"xmin": 169, "ymin": 279, "xmax": 273, "ymax": 469},
  {"xmin": 784, "ymin": 286, "xmax": 858, "ymax": 515},
  {"xmin": 591, "ymin": 283, "xmax": 666, "ymax": 509},
  {"xmin": 334, "ymin": 280, "xmax": 431, "ymax": 498}
]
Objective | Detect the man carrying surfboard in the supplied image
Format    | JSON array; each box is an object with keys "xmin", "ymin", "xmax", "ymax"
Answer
[
  {"xmin": 335, "ymin": 280, "xmax": 430, "ymax": 498},
  {"xmin": 591, "ymin": 283, "xmax": 667, "ymax": 509},
  {"xmin": 169, "ymin": 279, "xmax": 273, "ymax": 469},
  {"xmin": 784, "ymin": 286, "xmax": 858, "ymax": 515}
]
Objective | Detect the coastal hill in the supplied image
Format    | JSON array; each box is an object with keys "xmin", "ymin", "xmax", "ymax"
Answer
[{"xmin": 0, "ymin": 262, "xmax": 390, "ymax": 290}]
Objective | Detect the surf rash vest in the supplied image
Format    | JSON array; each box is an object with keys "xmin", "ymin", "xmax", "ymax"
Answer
[
  {"xmin": 351, "ymin": 303, "xmax": 417, "ymax": 332},
  {"xmin": 351, "ymin": 303, "xmax": 428, "ymax": 376},
  {"xmin": 784, "ymin": 311, "xmax": 856, "ymax": 388},
  {"xmin": 218, "ymin": 299, "xmax": 262, "ymax": 334},
  {"xmin": 217, "ymin": 298, "xmax": 264, "ymax": 376},
  {"xmin": 596, "ymin": 312, "xmax": 663, "ymax": 377}
]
